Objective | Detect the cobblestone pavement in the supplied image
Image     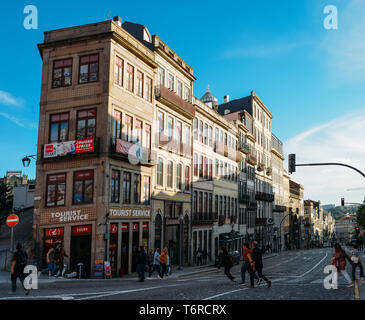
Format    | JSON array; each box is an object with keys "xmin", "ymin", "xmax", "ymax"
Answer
[{"xmin": 0, "ymin": 248, "xmax": 362, "ymax": 300}]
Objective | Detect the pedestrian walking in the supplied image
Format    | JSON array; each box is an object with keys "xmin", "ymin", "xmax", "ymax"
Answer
[
  {"xmin": 217, "ymin": 247, "xmax": 236, "ymax": 283},
  {"xmin": 251, "ymin": 241, "xmax": 271, "ymax": 288},
  {"xmin": 158, "ymin": 248, "xmax": 168, "ymax": 279},
  {"xmin": 240, "ymin": 243, "xmax": 258, "ymax": 285},
  {"xmin": 147, "ymin": 249, "xmax": 154, "ymax": 274},
  {"xmin": 350, "ymin": 245, "xmax": 364, "ymax": 281},
  {"xmin": 54, "ymin": 241, "xmax": 68, "ymax": 278},
  {"xmin": 147, "ymin": 248, "xmax": 160, "ymax": 278},
  {"xmin": 196, "ymin": 247, "xmax": 202, "ymax": 266},
  {"xmin": 331, "ymin": 243, "xmax": 354, "ymax": 287},
  {"xmin": 9, "ymin": 243, "xmax": 30, "ymax": 295},
  {"xmin": 39, "ymin": 242, "xmax": 61, "ymax": 277},
  {"xmin": 136, "ymin": 246, "xmax": 147, "ymax": 282}
]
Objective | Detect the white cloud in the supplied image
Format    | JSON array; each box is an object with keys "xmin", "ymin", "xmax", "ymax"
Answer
[
  {"xmin": 0, "ymin": 90, "xmax": 24, "ymax": 107},
  {"xmin": 0, "ymin": 112, "xmax": 37, "ymax": 129},
  {"xmin": 321, "ymin": 0, "xmax": 365, "ymax": 83},
  {"xmin": 284, "ymin": 109, "xmax": 365, "ymax": 205}
]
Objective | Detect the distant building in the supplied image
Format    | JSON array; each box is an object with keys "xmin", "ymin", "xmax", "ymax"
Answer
[
  {"xmin": 12, "ymin": 184, "xmax": 35, "ymax": 211},
  {"xmin": 335, "ymin": 214, "xmax": 357, "ymax": 244}
]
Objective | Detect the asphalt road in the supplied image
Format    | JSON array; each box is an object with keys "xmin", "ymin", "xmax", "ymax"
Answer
[{"xmin": 0, "ymin": 248, "xmax": 361, "ymax": 300}]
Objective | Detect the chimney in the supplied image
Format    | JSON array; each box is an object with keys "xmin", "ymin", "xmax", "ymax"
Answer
[
  {"xmin": 224, "ymin": 95, "xmax": 230, "ymax": 103},
  {"xmin": 113, "ymin": 16, "xmax": 122, "ymax": 27}
]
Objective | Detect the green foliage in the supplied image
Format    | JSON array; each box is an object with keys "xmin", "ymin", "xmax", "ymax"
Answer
[
  {"xmin": 327, "ymin": 205, "xmax": 360, "ymax": 220},
  {"xmin": 0, "ymin": 181, "xmax": 13, "ymax": 225},
  {"xmin": 357, "ymin": 205, "xmax": 365, "ymax": 229}
]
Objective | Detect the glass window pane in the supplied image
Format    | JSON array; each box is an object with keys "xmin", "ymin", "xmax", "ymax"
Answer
[
  {"xmin": 79, "ymin": 64, "xmax": 89, "ymax": 83},
  {"xmin": 84, "ymin": 179, "xmax": 93, "ymax": 203},
  {"xmin": 77, "ymin": 120, "xmax": 86, "ymax": 140},
  {"xmin": 73, "ymin": 181, "xmax": 83, "ymax": 204},
  {"xmin": 50, "ymin": 123, "xmax": 59, "ymax": 142}
]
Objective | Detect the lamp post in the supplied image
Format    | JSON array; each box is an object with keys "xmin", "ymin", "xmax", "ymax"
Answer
[
  {"xmin": 178, "ymin": 214, "xmax": 184, "ymax": 270},
  {"xmin": 22, "ymin": 155, "xmax": 36, "ymax": 167}
]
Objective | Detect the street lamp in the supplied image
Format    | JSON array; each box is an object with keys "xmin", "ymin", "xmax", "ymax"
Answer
[{"xmin": 22, "ymin": 154, "xmax": 36, "ymax": 167}]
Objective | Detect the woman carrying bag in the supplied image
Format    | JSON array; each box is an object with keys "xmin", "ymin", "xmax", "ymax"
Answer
[{"xmin": 331, "ymin": 243, "xmax": 354, "ymax": 287}]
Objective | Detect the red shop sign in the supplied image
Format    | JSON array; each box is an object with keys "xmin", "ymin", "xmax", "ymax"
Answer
[
  {"xmin": 121, "ymin": 223, "xmax": 129, "ymax": 231},
  {"xmin": 133, "ymin": 223, "xmax": 139, "ymax": 231},
  {"xmin": 45, "ymin": 228, "xmax": 64, "ymax": 237},
  {"xmin": 110, "ymin": 224, "xmax": 118, "ymax": 234},
  {"xmin": 72, "ymin": 225, "xmax": 92, "ymax": 235},
  {"xmin": 142, "ymin": 222, "xmax": 148, "ymax": 230}
]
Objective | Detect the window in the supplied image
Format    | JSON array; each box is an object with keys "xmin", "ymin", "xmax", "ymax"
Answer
[
  {"xmin": 177, "ymin": 121, "xmax": 182, "ymax": 143},
  {"xmin": 79, "ymin": 54, "xmax": 99, "ymax": 84},
  {"xmin": 177, "ymin": 80, "xmax": 183, "ymax": 97},
  {"xmin": 126, "ymin": 63, "xmax": 134, "ymax": 92},
  {"xmin": 135, "ymin": 120, "xmax": 142, "ymax": 145},
  {"xmin": 123, "ymin": 172, "xmax": 131, "ymax": 204},
  {"xmin": 194, "ymin": 153, "xmax": 198, "ymax": 177},
  {"xmin": 167, "ymin": 161, "xmax": 173, "ymax": 188},
  {"xmin": 185, "ymin": 125, "xmax": 190, "ymax": 146},
  {"xmin": 143, "ymin": 176, "xmax": 150, "ymax": 204},
  {"xmin": 49, "ymin": 113, "xmax": 69, "ymax": 143},
  {"xmin": 76, "ymin": 109, "xmax": 96, "ymax": 140},
  {"xmin": 52, "ymin": 58, "xmax": 72, "ymax": 88},
  {"xmin": 157, "ymin": 158, "xmax": 164, "ymax": 186},
  {"xmin": 73, "ymin": 170, "xmax": 94, "ymax": 204},
  {"xmin": 199, "ymin": 155, "xmax": 203, "ymax": 178},
  {"xmin": 204, "ymin": 157, "xmax": 208, "ymax": 178},
  {"xmin": 215, "ymin": 159, "xmax": 219, "ymax": 176},
  {"xmin": 193, "ymin": 119, "xmax": 198, "ymax": 141},
  {"xmin": 143, "ymin": 124, "xmax": 151, "ymax": 150},
  {"xmin": 134, "ymin": 174, "xmax": 141, "ymax": 204},
  {"xmin": 204, "ymin": 123, "xmax": 208, "ymax": 144},
  {"xmin": 113, "ymin": 110, "xmax": 122, "ymax": 140},
  {"xmin": 215, "ymin": 128, "xmax": 219, "ymax": 146},
  {"xmin": 158, "ymin": 111, "xmax": 164, "ymax": 134},
  {"xmin": 209, "ymin": 159, "xmax": 212, "ymax": 179},
  {"xmin": 136, "ymin": 70, "xmax": 143, "ymax": 97},
  {"xmin": 224, "ymin": 133, "xmax": 227, "ymax": 146},
  {"xmin": 114, "ymin": 56, "xmax": 123, "ymax": 86},
  {"xmin": 167, "ymin": 117, "xmax": 173, "ymax": 138},
  {"xmin": 185, "ymin": 166, "xmax": 190, "ymax": 191},
  {"xmin": 158, "ymin": 67, "xmax": 165, "ymax": 86},
  {"xmin": 46, "ymin": 173, "xmax": 66, "ymax": 207},
  {"xmin": 123, "ymin": 115, "xmax": 133, "ymax": 142},
  {"xmin": 145, "ymin": 76, "xmax": 152, "ymax": 102},
  {"xmin": 208, "ymin": 126, "xmax": 213, "ymax": 147},
  {"xmin": 199, "ymin": 121, "xmax": 203, "ymax": 143},
  {"xmin": 110, "ymin": 170, "xmax": 120, "ymax": 203},
  {"xmin": 168, "ymin": 74, "xmax": 174, "ymax": 91},
  {"xmin": 209, "ymin": 194, "xmax": 213, "ymax": 220},
  {"xmin": 185, "ymin": 87, "xmax": 191, "ymax": 102},
  {"xmin": 176, "ymin": 163, "xmax": 182, "ymax": 190}
]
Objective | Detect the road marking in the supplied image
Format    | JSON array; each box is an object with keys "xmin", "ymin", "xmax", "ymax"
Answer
[
  {"xmin": 354, "ymin": 280, "xmax": 360, "ymax": 300},
  {"xmin": 297, "ymin": 253, "xmax": 328, "ymax": 278}
]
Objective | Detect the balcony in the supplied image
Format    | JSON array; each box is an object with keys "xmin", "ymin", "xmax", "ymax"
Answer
[
  {"xmin": 239, "ymin": 192, "xmax": 250, "ymax": 203},
  {"xmin": 192, "ymin": 217, "xmax": 214, "ymax": 226},
  {"xmin": 266, "ymin": 167, "xmax": 272, "ymax": 176},
  {"xmin": 158, "ymin": 134, "xmax": 191, "ymax": 157},
  {"xmin": 155, "ymin": 85, "xmax": 195, "ymax": 118},
  {"xmin": 248, "ymin": 201, "xmax": 257, "ymax": 211},
  {"xmin": 247, "ymin": 153, "xmax": 257, "ymax": 166},
  {"xmin": 238, "ymin": 141, "xmax": 250, "ymax": 154},
  {"xmin": 255, "ymin": 191, "xmax": 275, "ymax": 202},
  {"xmin": 214, "ymin": 141, "xmax": 225, "ymax": 156},
  {"xmin": 42, "ymin": 137, "xmax": 100, "ymax": 161},
  {"xmin": 273, "ymin": 205, "xmax": 286, "ymax": 212},
  {"xmin": 257, "ymin": 162, "xmax": 264, "ymax": 172},
  {"xmin": 255, "ymin": 218, "xmax": 267, "ymax": 226},
  {"xmin": 111, "ymin": 139, "xmax": 156, "ymax": 166}
]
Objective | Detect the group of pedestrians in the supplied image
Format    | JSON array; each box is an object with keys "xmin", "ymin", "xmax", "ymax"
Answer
[
  {"xmin": 38, "ymin": 241, "xmax": 68, "ymax": 278},
  {"xmin": 136, "ymin": 247, "xmax": 171, "ymax": 282},
  {"xmin": 195, "ymin": 247, "xmax": 208, "ymax": 265},
  {"xmin": 216, "ymin": 241, "xmax": 271, "ymax": 289},
  {"xmin": 331, "ymin": 243, "xmax": 364, "ymax": 287}
]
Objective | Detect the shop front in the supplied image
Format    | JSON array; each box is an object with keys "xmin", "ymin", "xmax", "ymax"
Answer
[{"xmin": 108, "ymin": 207, "xmax": 151, "ymax": 277}]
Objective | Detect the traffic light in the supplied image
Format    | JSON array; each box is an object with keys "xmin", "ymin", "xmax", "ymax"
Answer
[
  {"xmin": 289, "ymin": 154, "xmax": 296, "ymax": 174},
  {"xmin": 355, "ymin": 226, "xmax": 360, "ymax": 234},
  {"xmin": 341, "ymin": 198, "xmax": 345, "ymax": 206}
]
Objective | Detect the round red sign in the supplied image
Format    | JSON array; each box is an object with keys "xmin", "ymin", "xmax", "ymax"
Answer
[{"xmin": 6, "ymin": 214, "xmax": 19, "ymax": 227}]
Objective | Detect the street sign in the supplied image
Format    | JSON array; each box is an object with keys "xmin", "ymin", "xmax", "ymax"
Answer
[{"xmin": 6, "ymin": 214, "xmax": 19, "ymax": 227}]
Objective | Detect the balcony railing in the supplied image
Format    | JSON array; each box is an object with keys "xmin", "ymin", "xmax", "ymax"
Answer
[
  {"xmin": 157, "ymin": 134, "xmax": 191, "ymax": 157},
  {"xmin": 239, "ymin": 192, "xmax": 250, "ymax": 203},
  {"xmin": 266, "ymin": 167, "xmax": 272, "ymax": 176},
  {"xmin": 255, "ymin": 191, "xmax": 275, "ymax": 202},
  {"xmin": 214, "ymin": 141, "xmax": 225, "ymax": 156},
  {"xmin": 247, "ymin": 153, "xmax": 257, "ymax": 166},
  {"xmin": 192, "ymin": 216, "xmax": 214, "ymax": 226},
  {"xmin": 111, "ymin": 138, "xmax": 156, "ymax": 166},
  {"xmin": 257, "ymin": 162, "xmax": 265, "ymax": 172},
  {"xmin": 238, "ymin": 141, "xmax": 250, "ymax": 154},
  {"xmin": 273, "ymin": 205, "xmax": 286, "ymax": 212},
  {"xmin": 155, "ymin": 85, "xmax": 195, "ymax": 117},
  {"xmin": 255, "ymin": 218, "xmax": 267, "ymax": 226}
]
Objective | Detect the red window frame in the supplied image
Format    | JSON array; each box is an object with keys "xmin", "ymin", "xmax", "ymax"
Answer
[{"xmin": 52, "ymin": 58, "xmax": 73, "ymax": 88}]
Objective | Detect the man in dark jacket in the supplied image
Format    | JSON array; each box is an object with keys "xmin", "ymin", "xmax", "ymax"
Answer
[
  {"xmin": 136, "ymin": 246, "xmax": 147, "ymax": 282},
  {"xmin": 251, "ymin": 241, "xmax": 271, "ymax": 288},
  {"xmin": 9, "ymin": 243, "xmax": 30, "ymax": 295}
]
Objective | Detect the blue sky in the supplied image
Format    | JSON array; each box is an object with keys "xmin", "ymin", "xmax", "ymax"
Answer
[{"xmin": 1, "ymin": 0, "xmax": 365, "ymax": 204}]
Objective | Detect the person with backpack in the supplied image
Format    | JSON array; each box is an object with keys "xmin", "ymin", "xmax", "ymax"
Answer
[
  {"xmin": 54, "ymin": 241, "xmax": 68, "ymax": 278},
  {"xmin": 331, "ymin": 243, "xmax": 354, "ymax": 287},
  {"xmin": 217, "ymin": 247, "xmax": 236, "ymax": 283},
  {"xmin": 39, "ymin": 242, "xmax": 61, "ymax": 277},
  {"xmin": 158, "ymin": 248, "xmax": 168, "ymax": 279},
  {"xmin": 8, "ymin": 243, "xmax": 30, "ymax": 295},
  {"xmin": 350, "ymin": 245, "xmax": 364, "ymax": 281}
]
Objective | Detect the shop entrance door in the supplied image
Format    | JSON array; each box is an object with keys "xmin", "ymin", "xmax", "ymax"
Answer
[{"xmin": 70, "ymin": 225, "xmax": 92, "ymax": 278}]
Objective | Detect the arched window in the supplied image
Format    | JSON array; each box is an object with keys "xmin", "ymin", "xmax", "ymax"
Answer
[
  {"xmin": 185, "ymin": 166, "xmax": 190, "ymax": 191},
  {"xmin": 176, "ymin": 163, "xmax": 182, "ymax": 190},
  {"xmin": 167, "ymin": 161, "xmax": 173, "ymax": 188},
  {"xmin": 157, "ymin": 158, "xmax": 163, "ymax": 186}
]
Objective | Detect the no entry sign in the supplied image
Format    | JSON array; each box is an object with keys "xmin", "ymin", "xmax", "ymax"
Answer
[{"xmin": 6, "ymin": 214, "xmax": 19, "ymax": 227}]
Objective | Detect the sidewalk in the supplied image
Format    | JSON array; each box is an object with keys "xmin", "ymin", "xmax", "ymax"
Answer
[{"xmin": 0, "ymin": 253, "xmax": 278, "ymax": 284}]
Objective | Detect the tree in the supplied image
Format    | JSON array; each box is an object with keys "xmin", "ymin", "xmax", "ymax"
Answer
[
  {"xmin": 0, "ymin": 181, "xmax": 13, "ymax": 225},
  {"xmin": 357, "ymin": 205, "xmax": 365, "ymax": 230}
]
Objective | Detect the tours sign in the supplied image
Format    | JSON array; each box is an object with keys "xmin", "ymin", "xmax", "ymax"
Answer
[{"xmin": 44, "ymin": 138, "xmax": 94, "ymax": 158}]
